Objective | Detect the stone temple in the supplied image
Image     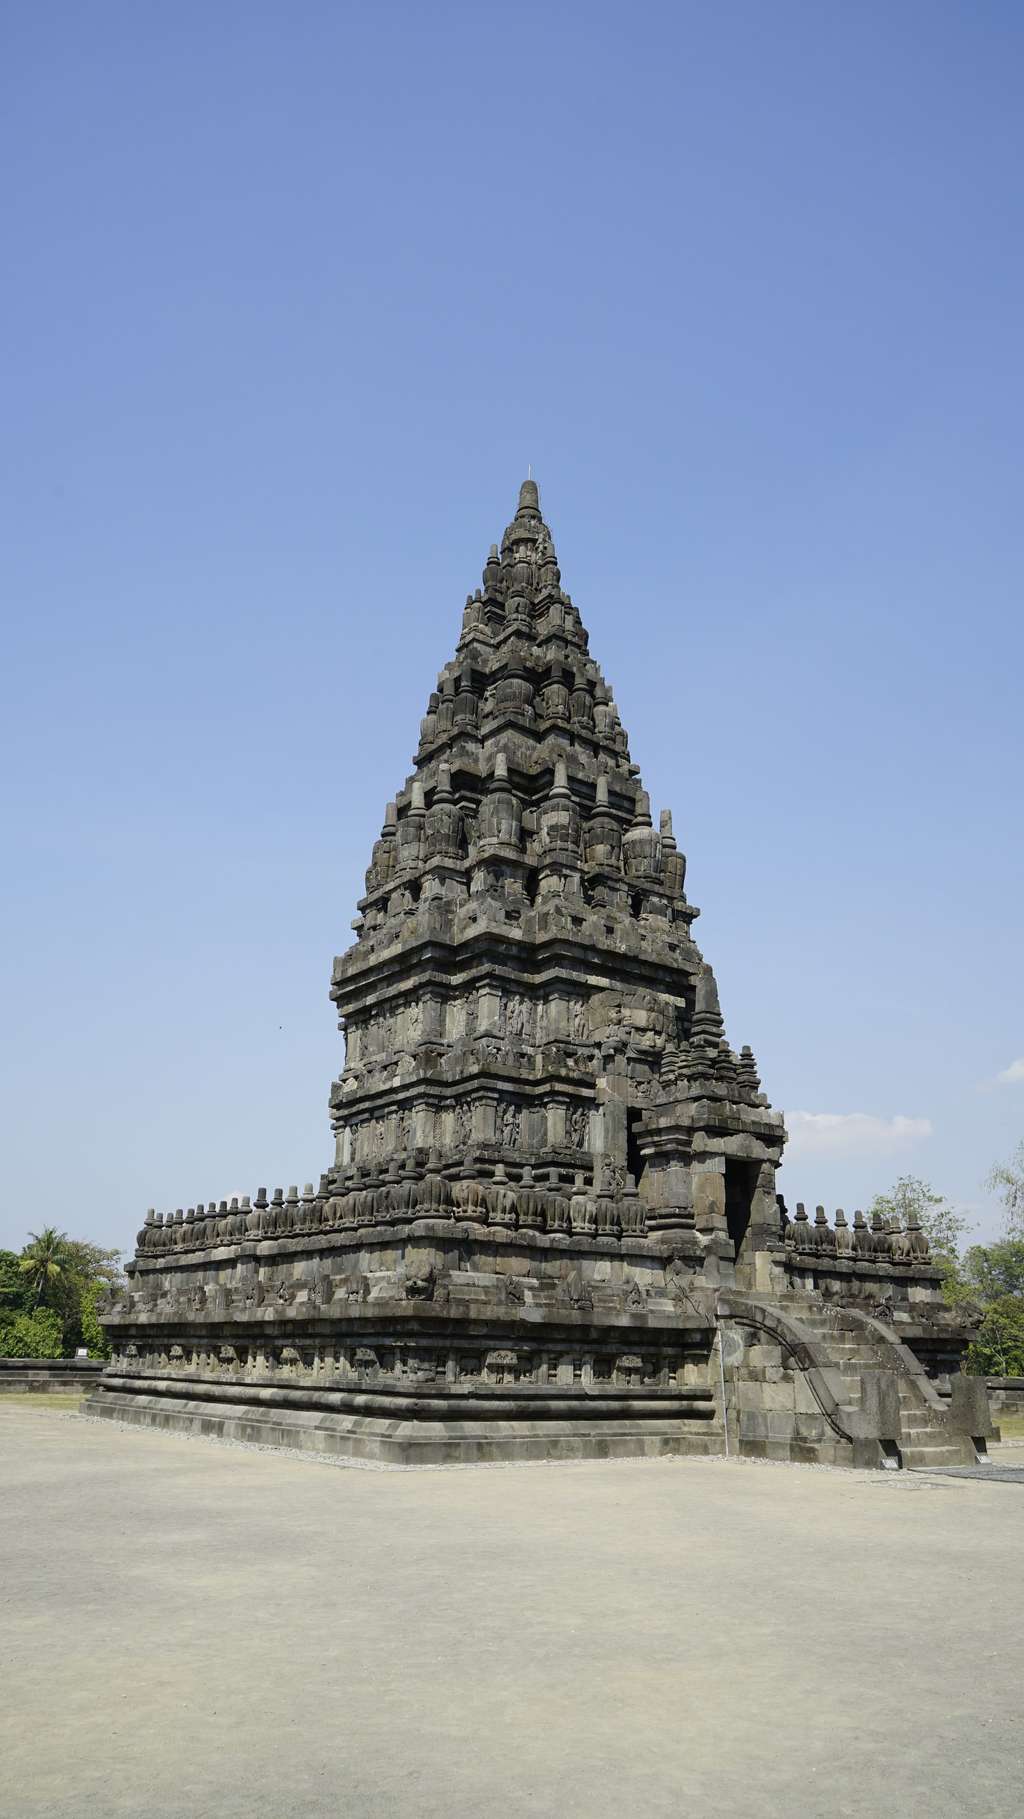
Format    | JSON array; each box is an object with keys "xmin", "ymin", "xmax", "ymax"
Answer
[{"xmin": 88, "ymin": 481, "xmax": 993, "ymax": 1468}]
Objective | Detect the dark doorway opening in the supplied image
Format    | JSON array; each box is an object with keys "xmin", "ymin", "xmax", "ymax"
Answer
[
  {"xmin": 626, "ymin": 1110, "xmax": 644, "ymax": 1189},
  {"xmin": 724, "ymin": 1159, "xmax": 759, "ymax": 1259}
]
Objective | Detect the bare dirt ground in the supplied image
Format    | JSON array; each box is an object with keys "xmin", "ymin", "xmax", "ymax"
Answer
[{"xmin": 3, "ymin": 1403, "xmax": 1021, "ymax": 1819}]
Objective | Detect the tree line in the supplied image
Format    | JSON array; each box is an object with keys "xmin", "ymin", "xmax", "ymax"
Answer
[
  {"xmin": 869, "ymin": 1140, "xmax": 1024, "ymax": 1376},
  {"xmin": 0, "ymin": 1230, "xmax": 123, "ymax": 1359}
]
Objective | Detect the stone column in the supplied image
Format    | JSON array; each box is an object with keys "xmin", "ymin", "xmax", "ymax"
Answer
[
  {"xmin": 547, "ymin": 1100, "xmax": 568, "ymax": 1148},
  {"xmin": 421, "ymin": 995, "xmax": 444, "ymax": 1043},
  {"xmin": 744, "ymin": 1159, "xmax": 782, "ymax": 1254},
  {"xmin": 477, "ymin": 986, "xmax": 501, "ymax": 1033},
  {"xmin": 544, "ymin": 992, "xmax": 569, "ymax": 1041},
  {"xmin": 523, "ymin": 1107, "xmax": 546, "ymax": 1152},
  {"xmin": 473, "ymin": 1093, "xmax": 498, "ymax": 1143},
  {"xmin": 642, "ymin": 1157, "xmax": 693, "ymax": 1233},
  {"xmin": 595, "ymin": 1053, "xmax": 629, "ymax": 1167},
  {"xmin": 691, "ymin": 1153, "xmax": 735, "ymax": 1279},
  {"xmin": 692, "ymin": 1156, "xmax": 727, "ymax": 1236}
]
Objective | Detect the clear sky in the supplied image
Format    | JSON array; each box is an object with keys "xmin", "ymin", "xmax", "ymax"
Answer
[{"xmin": 2, "ymin": 2, "xmax": 1022, "ymax": 1257}]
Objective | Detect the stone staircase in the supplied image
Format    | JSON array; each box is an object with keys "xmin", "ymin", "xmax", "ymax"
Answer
[
  {"xmin": 717, "ymin": 1290, "xmax": 986, "ymax": 1469},
  {"xmin": 893, "ymin": 1374, "xmax": 973, "ymax": 1469},
  {"xmin": 786, "ymin": 1301, "xmax": 975, "ymax": 1469}
]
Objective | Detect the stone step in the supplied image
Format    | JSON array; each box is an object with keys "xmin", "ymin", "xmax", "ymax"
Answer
[{"xmin": 901, "ymin": 1443, "xmax": 966, "ymax": 1467}]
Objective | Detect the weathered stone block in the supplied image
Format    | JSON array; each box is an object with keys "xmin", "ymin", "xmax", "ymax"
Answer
[
  {"xmin": 792, "ymin": 1412, "xmax": 829, "ymax": 1443},
  {"xmin": 792, "ymin": 1373, "xmax": 822, "ymax": 1415},
  {"xmin": 737, "ymin": 1410, "xmax": 768, "ymax": 1441},
  {"xmin": 737, "ymin": 1379, "xmax": 766, "ymax": 1412},
  {"xmin": 766, "ymin": 1411, "xmax": 798, "ymax": 1440},
  {"xmin": 759, "ymin": 1380, "xmax": 797, "ymax": 1413},
  {"xmin": 949, "ymin": 1373, "xmax": 996, "ymax": 1440},
  {"xmin": 859, "ymin": 1371, "xmax": 901, "ymax": 1441}
]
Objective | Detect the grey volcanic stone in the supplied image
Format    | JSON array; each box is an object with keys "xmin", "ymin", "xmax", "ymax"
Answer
[{"xmin": 87, "ymin": 481, "xmax": 986, "ymax": 1468}]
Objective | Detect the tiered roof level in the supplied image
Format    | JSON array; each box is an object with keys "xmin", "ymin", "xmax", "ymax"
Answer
[{"xmin": 328, "ymin": 479, "xmax": 784, "ymax": 1261}]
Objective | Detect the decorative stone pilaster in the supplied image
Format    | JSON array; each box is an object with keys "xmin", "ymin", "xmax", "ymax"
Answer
[
  {"xmin": 546, "ymin": 1100, "xmax": 568, "ymax": 1148},
  {"xmin": 472, "ymin": 1094, "xmax": 498, "ymax": 1144}
]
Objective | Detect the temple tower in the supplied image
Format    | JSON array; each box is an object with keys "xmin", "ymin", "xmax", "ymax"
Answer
[
  {"xmin": 87, "ymin": 482, "xmax": 990, "ymax": 1470},
  {"xmin": 329, "ymin": 479, "xmax": 784, "ymax": 1279}
]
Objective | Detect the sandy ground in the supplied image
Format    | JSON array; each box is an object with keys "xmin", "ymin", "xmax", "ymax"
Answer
[{"xmin": 2, "ymin": 1403, "xmax": 1022, "ymax": 1819}]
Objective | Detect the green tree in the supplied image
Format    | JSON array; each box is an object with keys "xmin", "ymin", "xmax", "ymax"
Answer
[
  {"xmin": 965, "ymin": 1295, "xmax": 1024, "ymax": 1377},
  {"xmin": 9, "ymin": 1231, "xmax": 123, "ymax": 1357},
  {"xmin": 869, "ymin": 1154, "xmax": 1024, "ymax": 1380},
  {"xmin": 867, "ymin": 1175, "xmax": 967, "ymax": 1265},
  {"xmin": 0, "ymin": 1250, "xmax": 30, "ymax": 1313},
  {"xmin": 76, "ymin": 1278, "xmax": 113, "ymax": 1360},
  {"xmin": 60, "ymin": 1240, "xmax": 122, "ymax": 1290},
  {"xmin": 18, "ymin": 1227, "xmax": 73, "ymax": 1310},
  {"xmin": 960, "ymin": 1238, "xmax": 1024, "ymax": 1303},
  {"xmin": 58, "ymin": 1241, "xmax": 122, "ymax": 1356},
  {"xmin": 987, "ymin": 1140, "xmax": 1024, "ymax": 1236}
]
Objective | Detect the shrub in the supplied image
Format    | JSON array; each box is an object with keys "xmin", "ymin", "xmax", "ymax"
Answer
[{"xmin": 0, "ymin": 1307, "xmax": 65, "ymax": 1359}]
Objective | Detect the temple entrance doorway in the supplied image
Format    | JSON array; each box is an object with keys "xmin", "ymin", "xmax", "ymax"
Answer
[
  {"xmin": 626, "ymin": 1109, "xmax": 644, "ymax": 1192},
  {"xmin": 725, "ymin": 1159, "xmax": 759, "ymax": 1260}
]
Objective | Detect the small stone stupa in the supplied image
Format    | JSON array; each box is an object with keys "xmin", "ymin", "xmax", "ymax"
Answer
[{"xmin": 88, "ymin": 482, "xmax": 992, "ymax": 1467}]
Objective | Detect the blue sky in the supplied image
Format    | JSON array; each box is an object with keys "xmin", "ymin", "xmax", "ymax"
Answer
[{"xmin": 2, "ymin": 2, "xmax": 1021, "ymax": 1256}]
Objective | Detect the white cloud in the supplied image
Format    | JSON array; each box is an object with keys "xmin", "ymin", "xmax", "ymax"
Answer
[
  {"xmin": 995, "ymin": 1058, "xmax": 1024, "ymax": 1086},
  {"xmin": 786, "ymin": 1111, "xmax": 932, "ymax": 1160}
]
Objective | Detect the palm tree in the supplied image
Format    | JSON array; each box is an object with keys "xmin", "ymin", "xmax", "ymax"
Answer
[{"xmin": 18, "ymin": 1228, "xmax": 71, "ymax": 1310}]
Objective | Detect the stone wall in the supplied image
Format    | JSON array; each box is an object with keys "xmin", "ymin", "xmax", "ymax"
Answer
[
  {"xmin": 0, "ymin": 1358, "xmax": 104, "ymax": 1393},
  {"xmin": 985, "ymin": 1377, "xmax": 1024, "ymax": 1417}
]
